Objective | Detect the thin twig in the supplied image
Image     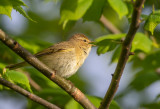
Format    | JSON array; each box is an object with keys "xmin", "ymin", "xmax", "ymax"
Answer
[
  {"xmin": 100, "ymin": 15, "xmax": 121, "ymax": 34},
  {"xmin": 24, "ymin": 71, "xmax": 42, "ymax": 91},
  {"xmin": 0, "ymin": 77, "xmax": 60, "ymax": 109},
  {"xmin": 98, "ymin": 0, "xmax": 145, "ymax": 109},
  {"xmin": 0, "ymin": 29, "xmax": 96, "ymax": 109}
]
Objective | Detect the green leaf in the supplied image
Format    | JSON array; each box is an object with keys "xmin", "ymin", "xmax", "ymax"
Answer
[
  {"xmin": 96, "ymin": 34, "xmax": 126, "ymax": 42},
  {"xmin": 83, "ymin": 0, "xmax": 106, "ymax": 21},
  {"xmin": 111, "ymin": 45, "xmax": 122, "ymax": 63},
  {"xmin": 108, "ymin": 0, "xmax": 128, "ymax": 19},
  {"xmin": 96, "ymin": 33, "xmax": 152, "ymax": 56},
  {"xmin": 97, "ymin": 45, "xmax": 110, "ymax": 55},
  {"xmin": 126, "ymin": 2, "xmax": 133, "ymax": 18},
  {"xmin": 132, "ymin": 33, "xmax": 152, "ymax": 53},
  {"xmin": 144, "ymin": 10, "xmax": 160, "ymax": 35},
  {"xmin": 87, "ymin": 96, "xmax": 101, "ymax": 108},
  {"xmin": 109, "ymin": 100, "xmax": 121, "ymax": 109},
  {"xmin": 0, "ymin": 0, "xmax": 35, "ymax": 22},
  {"xmin": 65, "ymin": 96, "xmax": 120, "ymax": 109},
  {"xmin": 65, "ymin": 96, "xmax": 101, "ymax": 109},
  {"xmin": 95, "ymin": 34, "xmax": 125, "ymax": 55},
  {"xmin": 0, "ymin": 63, "xmax": 6, "ymax": 73},
  {"xmin": 130, "ymin": 71, "xmax": 160, "ymax": 91},
  {"xmin": 16, "ymin": 38, "xmax": 41, "ymax": 54},
  {"xmin": 65, "ymin": 99, "xmax": 79, "ymax": 109},
  {"xmin": 3, "ymin": 70, "xmax": 32, "ymax": 92},
  {"xmin": 142, "ymin": 102, "xmax": 160, "ymax": 109},
  {"xmin": 0, "ymin": 0, "xmax": 13, "ymax": 18},
  {"xmin": 95, "ymin": 33, "xmax": 152, "ymax": 63},
  {"xmin": 13, "ymin": 6, "xmax": 36, "ymax": 22},
  {"xmin": 9, "ymin": 0, "xmax": 26, "ymax": 7},
  {"xmin": 60, "ymin": 0, "xmax": 93, "ymax": 28},
  {"xmin": 0, "ymin": 84, "xmax": 3, "ymax": 90}
]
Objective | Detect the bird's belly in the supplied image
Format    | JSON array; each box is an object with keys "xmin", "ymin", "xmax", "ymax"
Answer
[{"xmin": 39, "ymin": 52, "xmax": 78, "ymax": 78}]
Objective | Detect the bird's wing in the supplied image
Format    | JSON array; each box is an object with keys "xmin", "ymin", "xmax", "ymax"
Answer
[{"xmin": 35, "ymin": 42, "xmax": 74, "ymax": 58}]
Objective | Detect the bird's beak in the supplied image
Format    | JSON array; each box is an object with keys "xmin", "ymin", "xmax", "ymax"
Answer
[{"xmin": 89, "ymin": 41, "xmax": 96, "ymax": 46}]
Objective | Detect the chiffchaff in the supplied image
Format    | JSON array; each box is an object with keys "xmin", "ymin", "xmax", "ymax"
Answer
[{"xmin": 6, "ymin": 34, "xmax": 92, "ymax": 78}]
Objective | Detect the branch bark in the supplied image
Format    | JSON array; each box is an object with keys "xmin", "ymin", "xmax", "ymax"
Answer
[
  {"xmin": 0, "ymin": 29, "xmax": 96, "ymax": 109},
  {"xmin": 0, "ymin": 77, "xmax": 60, "ymax": 109},
  {"xmin": 99, "ymin": 0, "xmax": 145, "ymax": 109}
]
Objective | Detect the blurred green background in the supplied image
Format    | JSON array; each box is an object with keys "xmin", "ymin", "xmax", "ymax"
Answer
[{"xmin": 0, "ymin": 0, "xmax": 160, "ymax": 109}]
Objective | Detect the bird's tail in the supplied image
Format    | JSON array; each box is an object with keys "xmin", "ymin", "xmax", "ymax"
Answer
[{"xmin": 6, "ymin": 61, "xmax": 28, "ymax": 70}]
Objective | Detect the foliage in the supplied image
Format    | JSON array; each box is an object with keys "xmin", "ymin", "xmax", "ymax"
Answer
[
  {"xmin": 2, "ymin": 70, "xmax": 32, "ymax": 92},
  {"xmin": 65, "ymin": 96, "xmax": 120, "ymax": 109},
  {"xmin": 108, "ymin": 0, "xmax": 128, "ymax": 19},
  {"xmin": 60, "ymin": 0, "xmax": 93, "ymax": 29},
  {"xmin": 144, "ymin": 10, "xmax": 160, "ymax": 35},
  {"xmin": 95, "ymin": 33, "xmax": 152, "ymax": 62},
  {"xmin": 0, "ymin": 0, "xmax": 160, "ymax": 109},
  {"xmin": 0, "ymin": 0, "xmax": 34, "ymax": 21}
]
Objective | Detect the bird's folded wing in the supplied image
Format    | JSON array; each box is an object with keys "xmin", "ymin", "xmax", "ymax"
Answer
[{"xmin": 35, "ymin": 42, "xmax": 74, "ymax": 58}]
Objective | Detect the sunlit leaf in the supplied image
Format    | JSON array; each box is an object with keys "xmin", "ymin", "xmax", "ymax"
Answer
[
  {"xmin": 0, "ymin": 63, "xmax": 6, "ymax": 73},
  {"xmin": 16, "ymin": 39, "xmax": 41, "ymax": 54},
  {"xmin": 132, "ymin": 33, "xmax": 152, "ymax": 53},
  {"xmin": 95, "ymin": 33, "xmax": 152, "ymax": 57},
  {"xmin": 95, "ymin": 34, "xmax": 125, "ymax": 55},
  {"xmin": 65, "ymin": 96, "xmax": 120, "ymax": 109},
  {"xmin": 65, "ymin": 96, "xmax": 101, "ymax": 109},
  {"xmin": 108, "ymin": 0, "xmax": 128, "ymax": 19},
  {"xmin": 13, "ymin": 6, "xmax": 36, "ymax": 22},
  {"xmin": 83, "ymin": 0, "xmax": 106, "ymax": 21},
  {"xmin": 60, "ymin": 0, "xmax": 93, "ymax": 28},
  {"xmin": 144, "ymin": 10, "xmax": 160, "ymax": 35},
  {"xmin": 109, "ymin": 100, "xmax": 120, "ymax": 109},
  {"xmin": 96, "ymin": 34, "xmax": 126, "ymax": 42},
  {"xmin": 0, "ymin": 84, "xmax": 3, "ymax": 90},
  {"xmin": 0, "ymin": 0, "xmax": 13, "ymax": 18},
  {"xmin": 3, "ymin": 70, "xmax": 32, "ymax": 92},
  {"xmin": 0, "ymin": 0, "xmax": 35, "ymax": 21}
]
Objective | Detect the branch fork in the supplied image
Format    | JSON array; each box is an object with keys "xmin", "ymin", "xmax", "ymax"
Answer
[{"xmin": 99, "ymin": 0, "xmax": 145, "ymax": 109}]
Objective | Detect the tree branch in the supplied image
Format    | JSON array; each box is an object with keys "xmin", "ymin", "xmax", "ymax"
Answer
[
  {"xmin": 99, "ymin": 0, "xmax": 145, "ymax": 109},
  {"xmin": 100, "ymin": 15, "xmax": 121, "ymax": 34},
  {"xmin": 0, "ymin": 29, "xmax": 96, "ymax": 109},
  {"xmin": 0, "ymin": 77, "xmax": 60, "ymax": 109}
]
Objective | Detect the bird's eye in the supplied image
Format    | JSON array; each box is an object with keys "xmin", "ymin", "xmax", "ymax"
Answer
[{"xmin": 83, "ymin": 40, "xmax": 87, "ymax": 42}]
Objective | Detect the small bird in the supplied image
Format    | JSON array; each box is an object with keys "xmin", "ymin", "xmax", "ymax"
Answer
[{"xmin": 6, "ymin": 34, "xmax": 92, "ymax": 78}]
